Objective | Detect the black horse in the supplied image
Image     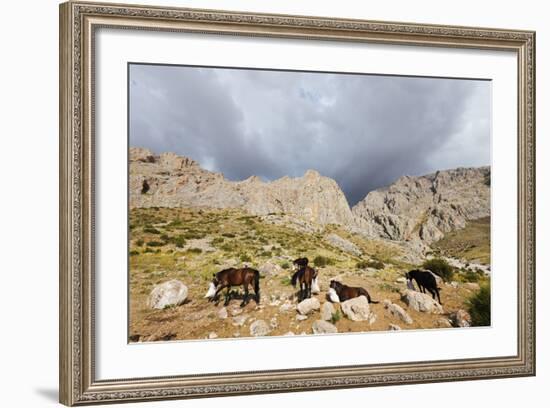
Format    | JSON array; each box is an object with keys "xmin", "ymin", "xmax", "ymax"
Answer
[
  {"xmin": 209, "ymin": 267, "xmax": 260, "ymax": 307},
  {"xmin": 291, "ymin": 257, "xmax": 318, "ymax": 301},
  {"xmin": 405, "ymin": 269, "xmax": 442, "ymax": 304}
]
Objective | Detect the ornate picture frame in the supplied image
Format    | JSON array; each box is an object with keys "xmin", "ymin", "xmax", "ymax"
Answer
[{"xmin": 59, "ymin": 1, "xmax": 535, "ymax": 405}]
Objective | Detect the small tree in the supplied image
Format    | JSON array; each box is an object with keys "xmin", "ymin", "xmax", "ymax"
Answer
[
  {"xmin": 468, "ymin": 284, "xmax": 491, "ymax": 326},
  {"xmin": 422, "ymin": 258, "xmax": 454, "ymax": 282}
]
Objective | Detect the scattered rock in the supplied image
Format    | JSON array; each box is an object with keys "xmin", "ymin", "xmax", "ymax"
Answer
[
  {"xmin": 341, "ymin": 296, "xmax": 374, "ymax": 322},
  {"xmin": 147, "ymin": 280, "xmax": 188, "ymax": 309},
  {"xmin": 296, "ymin": 297, "xmax": 321, "ymax": 315},
  {"xmin": 279, "ymin": 301, "xmax": 293, "ymax": 312},
  {"xmin": 388, "ymin": 324, "xmax": 401, "ymax": 331},
  {"xmin": 250, "ymin": 320, "xmax": 271, "ymax": 337},
  {"xmin": 450, "ymin": 309, "xmax": 472, "ymax": 327},
  {"xmin": 435, "ymin": 318, "xmax": 453, "ymax": 328},
  {"xmin": 401, "ymin": 290, "xmax": 443, "ymax": 314},
  {"xmin": 208, "ymin": 332, "xmax": 218, "ymax": 339},
  {"xmin": 230, "ymin": 308, "xmax": 243, "ymax": 316},
  {"xmin": 450, "ymin": 281, "xmax": 459, "ymax": 289},
  {"xmin": 232, "ymin": 315, "xmax": 248, "ymax": 326},
  {"xmin": 395, "ymin": 277, "xmax": 407, "ymax": 284},
  {"xmin": 284, "ymin": 331, "xmax": 295, "ymax": 336},
  {"xmin": 270, "ymin": 317, "xmax": 278, "ymax": 329},
  {"xmin": 321, "ymin": 302, "xmax": 335, "ymax": 321},
  {"xmin": 259, "ymin": 262, "xmax": 283, "ymax": 277},
  {"xmin": 217, "ymin": 307, "xmax": 228, "ymax": 319},
  {"xmin": 312, "ymin": 320, "xmax": 338, "ymax": 334},
  {"xmin": 296, "ymin": 314, "xmax": 308, "ymax": 321},
  {"xmin": 383, "ymin": 300, "xmax": 413, "ymax": 324}
]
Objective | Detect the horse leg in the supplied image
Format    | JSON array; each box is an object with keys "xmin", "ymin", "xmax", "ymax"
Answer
[
  {"xmin": 213, "ymin": 284, "xmax": 227, "ymax": 306},
  {"xmin": 223, "ymin": 286, "xmax": 232, "ymax": 306},
  {"xmin": 241, "ymin": 283, "xmax": 249, "ymax": 307},
  {"xmin": 435, "ymin": 288, "xmax": 442, "ymax": 305}
]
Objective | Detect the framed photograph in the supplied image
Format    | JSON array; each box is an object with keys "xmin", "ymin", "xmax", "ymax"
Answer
[{"xmin": 59, "ymin": 1, "xmax": 536, "ymax": 405}]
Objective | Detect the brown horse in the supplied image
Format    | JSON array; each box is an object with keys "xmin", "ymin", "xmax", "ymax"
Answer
[
  {"xmin": 329, "ymin": 280, "xmax": 378, "ymax": 303},
  {"xmin": 210, "ymin": 267, "xmax": 260, "ymax": 307},
  {"xmin": 291, "ymin": 258, "xmax": 318, "ymax": 301}
]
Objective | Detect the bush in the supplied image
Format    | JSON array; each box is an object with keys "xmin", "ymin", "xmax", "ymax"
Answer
[
  {"xmin": 187, "ymin": 248, "xmax": 202, "ymax": 254},
  {"xmin": 367, "ymin": 259, "xmax": 385, "ymax": 270},
  {"xmin": 222, "ymin": 233, "xmax": 236, "ymax": 238},
  {"xmin": 160, "ymin": 233, "xmax": 170, "ymax": 241},
  {"xmin": 356, "ymin": 260, "xmax": 369, "ymax": 269},
  {"xmin": 239, "ymin": 253, "xmax": 252, "ymax": 262},
  {"xmin": 143, "ymin": 227, "xmax": 161, "ymax": 234},
  {"xmin": 129, "ymin": 250, "xmax": 140, "ymax": 256},
  {"xmin": 135, "ymin": 239, "xmax": 144, "ymax": 247},
  {"xmin": 422, "ymin": 258, "xmax": 454, "ymax": 281},
  {"xmin": 172, "ymin": 235, "xmax": 186, "ymax": 248},
  {"xmin": 146, "ymin": 241, "xmax": 164, "ymax": 247},
  {"xmin": 330, "ymin": 310, "xmax": 342, "ymax": 324},
  {"xmin": 281, "ymin": 262, "xmax": 290, "ymax": 270},
  {"xmin": 467, "ymin": 284, "xmax": 491, "ymax": 326},
  {"xmin": 259, "ymin": 251, "xmax": 272, "ymax": 258},
  {"xmin": 313, "ymin": 255, "xmax": 334, "ymax": 268}
]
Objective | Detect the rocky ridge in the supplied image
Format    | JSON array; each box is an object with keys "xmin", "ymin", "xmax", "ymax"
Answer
[{"xmin": 130, "ymin": 147, "xmax": 490, "ymax": 244}]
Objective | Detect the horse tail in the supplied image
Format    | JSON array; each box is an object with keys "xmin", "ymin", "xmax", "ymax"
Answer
[
  {"xmin": 362, "ymin": 289, "xmax": 379, "ymax": 304},
  {"xmin": 290, "ymin": 270, "xmax": 300, "ymax": 287},
  {"xmin": 253, "ymin": 270, "xmax": 260, "ymax": 303}
]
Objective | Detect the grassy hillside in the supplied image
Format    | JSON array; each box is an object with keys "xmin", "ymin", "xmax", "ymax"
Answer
[
  {"xmin": 128, "ymin": 207, "xmax": 488, "ymax": 342},
  {"xmin": 431, "ymin": 217, "xmax": 491, "ymax": 264}
]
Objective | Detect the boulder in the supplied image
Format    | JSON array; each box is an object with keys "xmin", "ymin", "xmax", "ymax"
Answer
[
  {"xmin": 296, "ymin": 297, "xmax": 320, "ymax": 315},
  {"xmin": 217, "ymin": 307, "xmax": 228, "ymax": 319},
  {"xmin": 208, "ymin": 332, "xmax": 218, "ymax": 339},
  {"xmin": 401, "ymin": 290, "xmax": 443, "ymax": 314},
  {"xmin": 147, "ymin": 280, "xmax": 188, "ymax": 309},
  {"xmin": 325, "ymin": 233, "xmax": 362, "ymax": 256},
  {"xmin": 296, "ymin": 314, "xmax": 308, "ymax": 321},
  {"xmin": 383, "ymin": 300, "xmax": 413, "ymax": 324},
  {"xmin": 321, "ymin": 302, "xmax": 335, "ymax": 321},
  {"xmin": 259, "ymin": 261, "xmax": 283, "ymax": 277},
  {"xmin": 312, "ymin": 320, "xmax": 338, "ymax": 334},
  {"xmin": 450, "ymin": 309, "xmax": 472, "ymax": 327},
  {"xmin": 250, "ymin": 320, "xmax": 271, "ymax": 337},
  {"xmin": 388, "ymin": 324, "xmax": 402, "ymax": 331},
  {"xmin": 435, "ymin": 318, "xmax": 453, "ymax": 328},
  {"xmin": 341, "ymin": 296, "xmax": 373, "ymax": 322},
  {"xmin": 232, "ymin": 315, "xmax": 248, "ymax": 326}
]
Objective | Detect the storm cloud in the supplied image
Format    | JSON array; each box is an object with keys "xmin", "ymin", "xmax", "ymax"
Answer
[{"xmin": 129, "ymin": 64, "xmax": 490, "ymax": 206}]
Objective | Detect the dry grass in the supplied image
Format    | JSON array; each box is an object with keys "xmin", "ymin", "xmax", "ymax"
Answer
[{"xmin": 128, "ymin": 207, "xmax": 487, "ymax": 342}]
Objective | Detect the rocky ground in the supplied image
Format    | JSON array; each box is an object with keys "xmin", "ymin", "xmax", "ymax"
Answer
[{"xmin": 128, "ymin": 207, "xmax": 490, "ymax": 342}]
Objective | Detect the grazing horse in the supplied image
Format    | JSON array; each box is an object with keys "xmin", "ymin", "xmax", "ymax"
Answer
[
  {"xmin": 209, "ymin": 267, "xmax": 260, "ymax": 307},
  {"xmin": 329, "ymin": 280, "xmax": 379, "ymax": 303},
  {"xmin": 291, "ymin": 258, "xmax": 318, "ymax": 301},
  {"xmin": 405, "ymin": 269, "xmax": 442, "ymax": 304}
]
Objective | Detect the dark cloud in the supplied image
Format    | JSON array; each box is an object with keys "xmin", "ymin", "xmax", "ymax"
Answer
[{"xmin": 129, "ymin": 64, "xmax": 490, "ymax": 206}]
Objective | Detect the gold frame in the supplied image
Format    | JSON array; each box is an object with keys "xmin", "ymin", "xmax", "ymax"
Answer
[{"xmin": 59, "ymin": 1, "xmax": 536, "ymax": 405}]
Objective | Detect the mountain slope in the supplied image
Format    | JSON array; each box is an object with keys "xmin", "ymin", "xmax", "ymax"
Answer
[
  {"xmin": 351, "ymin": 167, "xmax": 491, "ymax": 243},
  {"xmin": 129, "ymin": 147, "xmax": 355, "ymax": 226}
]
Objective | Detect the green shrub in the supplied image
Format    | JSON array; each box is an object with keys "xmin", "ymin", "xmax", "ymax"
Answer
[
  {"xmin": 160, "ymin": 233, "xmax": 170, "ymax": 241},
  {"xmin": 168, "ymin": 219, "xmax": 183, "ymax": 227},
  {"xmin": 281, "ymin": 262, "xmax": 290, "ymax": 270},
  {"xmin": 172, "ymin": 235, "xmax": 186, "ymax": 248},
  {"xmin": 467, "ymin": 284, "xmax": 491, "ymax": 326},
  {"xmin": 222, "ymin": 232, "xmax": 236, "ymax": 238},
  {"xmin": 259, "ymin": 251, "xmax": 272, "ymax": 257},
  {"xmin": 129, "ymin": 250, "xmax": 140, "ymax": 256},
  {"xmin": 187, "ymin": 248, "xmax": 203, "ymax": 254},
  {"xmin": 460, "ymin": 269, "xmax": 484, "ymax": 283},
  {"xmin": 422, "ymin": 258, "xmax": 454, "ymax": 281},
  {"xmin": 143, "ymin": 227, "xmax": 161, "ymax": 234},
  {"xmin": 212, "ymin": 237, "xmax": 224, "ymax": 245},
  {"xmin": 146, "ymin": 241, "xmax": 164, "ymax": 247},
  {"xmin": 280, "ymin": 276, "xmax": 291, "ymax": 286},
  {"xmin": 135, "ymin": 239, "xmax": 144, "ymax": 247},
  {"xmin": 356, "ymin": 260, "xmax": 369, "ymax": 269},
  {"xmin": 330, "ymin": 310, "xmax": 342, "ymax": 324},
  {"xmin": 239, "ymin": 253, "xmax": 252, "ymax": 262},
  {"xmin": 313, "ymin": 255, "xmax": 334, "ymax": 267},
  {"xmin": 144, "ymin": 247, "xmax": 153, "ymax": 253}
]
